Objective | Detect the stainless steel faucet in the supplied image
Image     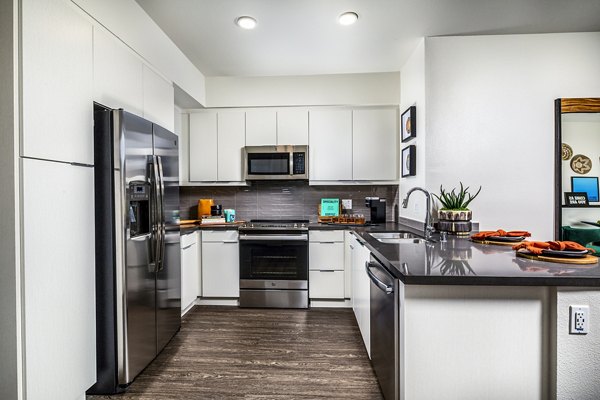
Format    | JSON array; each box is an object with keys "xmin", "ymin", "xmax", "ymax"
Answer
[{"xmin": 402, "ymin": 187, "xmax": 434, "ymax": 241}]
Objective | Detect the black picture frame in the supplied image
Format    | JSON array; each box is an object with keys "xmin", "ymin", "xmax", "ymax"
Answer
[
  {"xmin": 401, "ymin": 145, "xmax": 416, "ymax": 177},
  {"xmin": 401, "ymin": 106, "xmax": 416, "ymax": 142},
  {"xmin": 571, "ymin": 176, "xmax": 599, "ymax": 202},
  {"xmin": 564, "ymin": 192, "xmax": 589, "ymax": 207}
]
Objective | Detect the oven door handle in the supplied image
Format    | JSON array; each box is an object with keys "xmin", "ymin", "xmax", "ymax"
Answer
[{"xmin": 239, "ymin": 234, "xmax": 308, "ymax": 241}]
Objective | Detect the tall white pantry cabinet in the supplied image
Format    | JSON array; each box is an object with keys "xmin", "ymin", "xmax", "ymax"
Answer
[
  {"xmin": 17, "ymin": 0, "xmax": 177, "ymax": 398},
  {"xmin": 20, "ymin": 0, "xmax": 96, "ymax": 399}
]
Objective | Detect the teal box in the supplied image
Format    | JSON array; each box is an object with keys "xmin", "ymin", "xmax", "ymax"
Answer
[{"xmin": 320, "ymin": 198, "xmax": 340, "ymax": 217}]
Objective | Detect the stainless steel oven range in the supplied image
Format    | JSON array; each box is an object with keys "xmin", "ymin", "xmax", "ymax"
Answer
[{"xmin": 239, "ymin": 220, "xmax": 309, "ymax": 308}]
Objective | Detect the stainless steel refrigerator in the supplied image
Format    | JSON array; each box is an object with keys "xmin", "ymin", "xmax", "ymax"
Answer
[{"xmin": 88, "ymin": 104, "xmax": 180, "ymax": 394}]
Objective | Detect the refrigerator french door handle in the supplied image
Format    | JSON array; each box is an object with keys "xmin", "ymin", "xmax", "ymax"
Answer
[
  {"xmin": 156, "ymin": 155, "xmax": 166, "ymax": 271},
  {"xmin": 151, "ymin": 156, "xmax": 161, "ymax": 272}
]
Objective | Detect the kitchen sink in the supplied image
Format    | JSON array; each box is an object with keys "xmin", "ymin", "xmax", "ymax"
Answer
[{"xmin": 368, "ymin": 231, "xmax": 426, "ymax": 244}]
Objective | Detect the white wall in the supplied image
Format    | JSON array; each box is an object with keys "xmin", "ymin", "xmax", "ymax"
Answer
[
  {"xmin": 0, "ymin": 1, "xmax": 21, "ymax": 398},
  {"xmin": 72, "ymin": 0, "xmax": 206, "ymax": 105},
  {"xmin": 399, "ymin": 39, "xmax": 426, "ymax": 222},
  {"xmin": 205, "ymin": 72, "xmax": 400, "ymax": 107},
  {"xmin": 555, "ymin": 288, "xmax": 600, "ymax": 399},
  {"xmin": 404, "ymin": 285, "xmax": 550, "ymax": 400},
  {"xmin": 425, "ymin": 32, "xmax": 600, "ymax": 239}
]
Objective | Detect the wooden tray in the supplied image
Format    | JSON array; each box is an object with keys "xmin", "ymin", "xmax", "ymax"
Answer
[
  {"xmin": 471, "ymin": 238, "xmax": 525, "ymax": 246},
  {"xmin": 516, "ymin": 250, "xmax": 598, "ymax": 265}
]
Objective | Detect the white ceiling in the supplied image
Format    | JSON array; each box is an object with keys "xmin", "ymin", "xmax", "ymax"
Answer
[{"xmin": 135, "ymin": 0, "xmax": 600, "ymax": 77}]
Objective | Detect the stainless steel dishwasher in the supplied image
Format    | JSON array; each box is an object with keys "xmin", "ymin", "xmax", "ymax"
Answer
[{"xmin": 366, "ymin": 255, "xmax": 399, "ymax": 400}]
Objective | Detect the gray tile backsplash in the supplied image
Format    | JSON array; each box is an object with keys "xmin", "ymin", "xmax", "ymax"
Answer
[{"xmin": 180, "ymin": 182, "xmax": 399, "ymax": 222}]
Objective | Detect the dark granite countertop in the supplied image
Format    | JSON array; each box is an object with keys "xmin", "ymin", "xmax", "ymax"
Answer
[
  {"xmin": 180, "ymin": 225, "xmax": 199, "ymax": 235},
  {"xmin": 354, "ymin": 225, "xmax": 600, "ymax": 287},
  {"xmin": 308, "ymin": 222, "xmax": 404, "ymax": 231}
]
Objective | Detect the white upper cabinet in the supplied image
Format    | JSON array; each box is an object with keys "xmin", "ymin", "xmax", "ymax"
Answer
[
  {"xmin": 189, "ymin": 112, "xmax": 218, "ymax": 181},
  {"xmin": 309, "ymin": 109, "xmax": 352, "ymax": 181},
  {"xmin": 93, "ymin": 27, "xmax": 143, "ymax": 116},
  {"xmin": 246, "ymin": 109, "xmax": 276, "ymax": 146},
  {"xmin": 277, "ymin": 108, "xmax": 309, "ymax": 145},
  {"xmin": 217, "ymin": 110, "xmax": 246, "ymax": 181},
  {"xmin": 21, "ymin": 0, "xmax": 93, "ymax": 165},
  {"xmin": 353, "ymin": 108, "xmax": 398, "ymax": 181},
  {"xmin": 143, "ymin": 65, "xmax": 175, "ymax": 132}
]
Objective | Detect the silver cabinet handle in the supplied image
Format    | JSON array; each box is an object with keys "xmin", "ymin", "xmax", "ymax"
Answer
[
  {"xmin": 222, "ymin": 241, "xmax": 238, "ymax": 244},
  {"xmin": 365, "ymin": 261, "xmax": 393, "ymax": 295},
  {"xmin": 240, "ymin": 234, "xmax": 307, "ymax": 241},
  {"xmin": 319, "ymin": 270, "xmax": 335, "ymax": 272},
  {"xmin": 349, "ymin": 244, "xmax": 355, "ymax": 249}
]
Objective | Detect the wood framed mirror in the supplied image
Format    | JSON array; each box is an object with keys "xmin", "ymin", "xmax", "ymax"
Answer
[{"xmin": 555, "ymin": 98, "xmax": 600, "ymax": 241}]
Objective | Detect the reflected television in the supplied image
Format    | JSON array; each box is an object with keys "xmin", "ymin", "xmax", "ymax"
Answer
[{"xmin": 571, "ymin": 177, "xmax": 599, "ymax": 202}]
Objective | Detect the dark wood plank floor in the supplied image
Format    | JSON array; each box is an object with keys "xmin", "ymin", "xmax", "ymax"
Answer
[{"xmin": 88, "ymin": 306, "xmax": 383, "ymax": 400}]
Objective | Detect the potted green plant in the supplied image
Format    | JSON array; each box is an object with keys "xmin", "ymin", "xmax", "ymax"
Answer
[{"xmin": 433, "ymin": 182, "xmax": 482, "ymax": 235}]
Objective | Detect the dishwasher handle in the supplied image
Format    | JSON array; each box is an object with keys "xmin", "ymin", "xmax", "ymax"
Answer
[{"xmin": 365, "ymin": 261, "xmax": 394, "ymax": 295}]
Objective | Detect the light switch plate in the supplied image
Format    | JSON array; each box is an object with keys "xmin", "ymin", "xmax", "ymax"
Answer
[
  {"xmin": 569, "ymin": 305, "xmax": 589, "ymax": 334},
  {"xmin": 342, "ymin": 199, "xmax": 352, "ymax": 211}
]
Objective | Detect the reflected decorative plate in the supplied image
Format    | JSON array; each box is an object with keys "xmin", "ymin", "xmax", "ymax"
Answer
[
  {"xmin": 570, "ymin": 154, "xmax": 592, "ymax": 174},
  {"xmin": 562, "ymin": 143, "xmax": 573, "ymax": 160},
  {"xmin": 541, "ymin": 249, "xmax": 589, "ymax": 258},
  {"xmin": 487, "ymin": 236, "xmax": 525, "ymax": 242}
]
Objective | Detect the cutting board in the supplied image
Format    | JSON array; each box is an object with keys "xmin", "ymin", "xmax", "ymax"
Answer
[
  {"xmin": 516, "ymin": 250, "xmax": 598, "ymax": 265},
  {"xmin": 471, "ymin": 238, "xmax": 525, "ymax": 247}
]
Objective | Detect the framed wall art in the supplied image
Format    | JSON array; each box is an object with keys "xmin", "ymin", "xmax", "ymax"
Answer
[
  {"xmin": 401, "ymin": 106, "xmax": 416, "ymax": 142},
  {"xmin": 401, "ymin": 145, "xmax": 416, "ymax": 177}
]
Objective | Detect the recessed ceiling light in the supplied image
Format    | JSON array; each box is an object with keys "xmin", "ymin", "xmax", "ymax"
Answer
[
  {"xmin": 338, "ymin": 11, "xmax": 358, "ymax": 26},
  {"xmin": 235, "ymin": 16, "xmax": 257, "ymax": 30}
]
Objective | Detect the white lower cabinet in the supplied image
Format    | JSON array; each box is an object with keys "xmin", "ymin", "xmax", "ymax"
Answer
[
  {"xmin": 350, "ymin": 232, "xmax": 371, "ymax": 357},
  {"xmin": 181, "ymin": 230, "xmax": 200, "ymax": 313},
  {"xmin": 201, "ymin": 230, "xmax": 240, "ymax": 297},
  {"xmin": 309, "ymin": 230, "xmax": 345, "ymax": 300}
]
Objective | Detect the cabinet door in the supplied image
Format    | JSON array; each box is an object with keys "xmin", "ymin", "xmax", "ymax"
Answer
[
  {"xmin": 202, "ymin": 241, "xmax": 240, "ymax": 297},
  {"xmin": 309, "ymin": 109, "xmax": 352, "ymax": 181},
  {"xmin": 181, "ymin": 235, "xmax": 199, "ymax": 312},
  {"xmin": 355, "ymin": 244, "xmax": 371, "ymax": 357},
  {"xmin": 309, "ymin": 271, "xmax": 345, "ymax": 299},
  {"xmin": 277, "ymin": 108, "xmax": 308, "ymax": 145},
  {"xmin": 22, "ymin": 0, "xmax": 93, "ymax": 165},
  {"xmin": 22, "ymin": 159, "xmax": 96, "ymax": 400},
  {"xmin": 143, "ymin": 65, "xmax": 175, "ymax": 132},
  {"xmin": 246, "ymin": 109, "xmax": 276, "ymax": 146},
  {"xmin": 189, "ymin": 112, "xmax": 218, "ymax": 181},
  {"xmin": 93, "ymin": 27, "xmax": 143, "ymax": 116},
  {"xmin": 353, "ymin": 108, "xmax": 398, "ymax": 181},
  {"xmin": 217, "ymin": 111, "xmax": 246, "ymax": 181},
  {"xmin": 344, "ymin": 231, "xmax": 353, "ymax": 299}
]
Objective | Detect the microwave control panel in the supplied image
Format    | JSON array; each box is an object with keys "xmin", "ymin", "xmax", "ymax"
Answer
[{"xmin": 292, "ymin": 152, "xmax": 306, "ymax": 175}]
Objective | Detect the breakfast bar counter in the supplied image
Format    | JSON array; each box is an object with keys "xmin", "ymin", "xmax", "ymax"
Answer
[{"xmin": 352, "ymin": 225, "xmax": 600, "ymax": 287}]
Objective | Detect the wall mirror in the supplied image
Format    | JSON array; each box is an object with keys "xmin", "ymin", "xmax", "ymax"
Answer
[{"xmin": 555, "ymin": 98, "xmax": 600, "ymax": 244}]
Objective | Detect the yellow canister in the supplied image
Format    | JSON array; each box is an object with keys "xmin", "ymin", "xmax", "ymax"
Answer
[{"xmin": 198, "ymin": 199, "xmax": 214, "ymax": 218}]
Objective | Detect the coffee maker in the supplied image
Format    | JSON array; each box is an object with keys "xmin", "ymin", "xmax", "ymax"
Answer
[{"xmin": 365, "ymin": 197, "xmax": 386, "ymax": 223}]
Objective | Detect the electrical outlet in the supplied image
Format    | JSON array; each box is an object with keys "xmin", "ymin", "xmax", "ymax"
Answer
[
  {"xmin": 569, "ymin": 305, "xmax": 589, "ymax": 334},
  {"xmin": 342, "ymin": 199, "xmax": 352, "ymax": 211}
]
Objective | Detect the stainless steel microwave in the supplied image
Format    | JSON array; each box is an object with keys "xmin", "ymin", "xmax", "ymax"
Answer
[{"xmin": 243, "ymin": 145, "xmax": 308, "ymax": 180}]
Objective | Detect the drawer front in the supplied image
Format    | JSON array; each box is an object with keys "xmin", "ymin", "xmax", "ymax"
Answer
[
  {"xmin": 181, "ymin": 231, "xmax": 198, "ymax": 248},
  {"xmin": 201, "ymin": 229, "xmax": 238, "ymax": 243},
  {"xmin": 309, "ymin": 242, "xmax": 344, "ymax": 271},
  {"xmin": 309, "ymin": 230, "xmax": 344, "ymax": 243},
  {"xmin": 309, "ymin": 270, "xmax": 345, "ymax": 299}
]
